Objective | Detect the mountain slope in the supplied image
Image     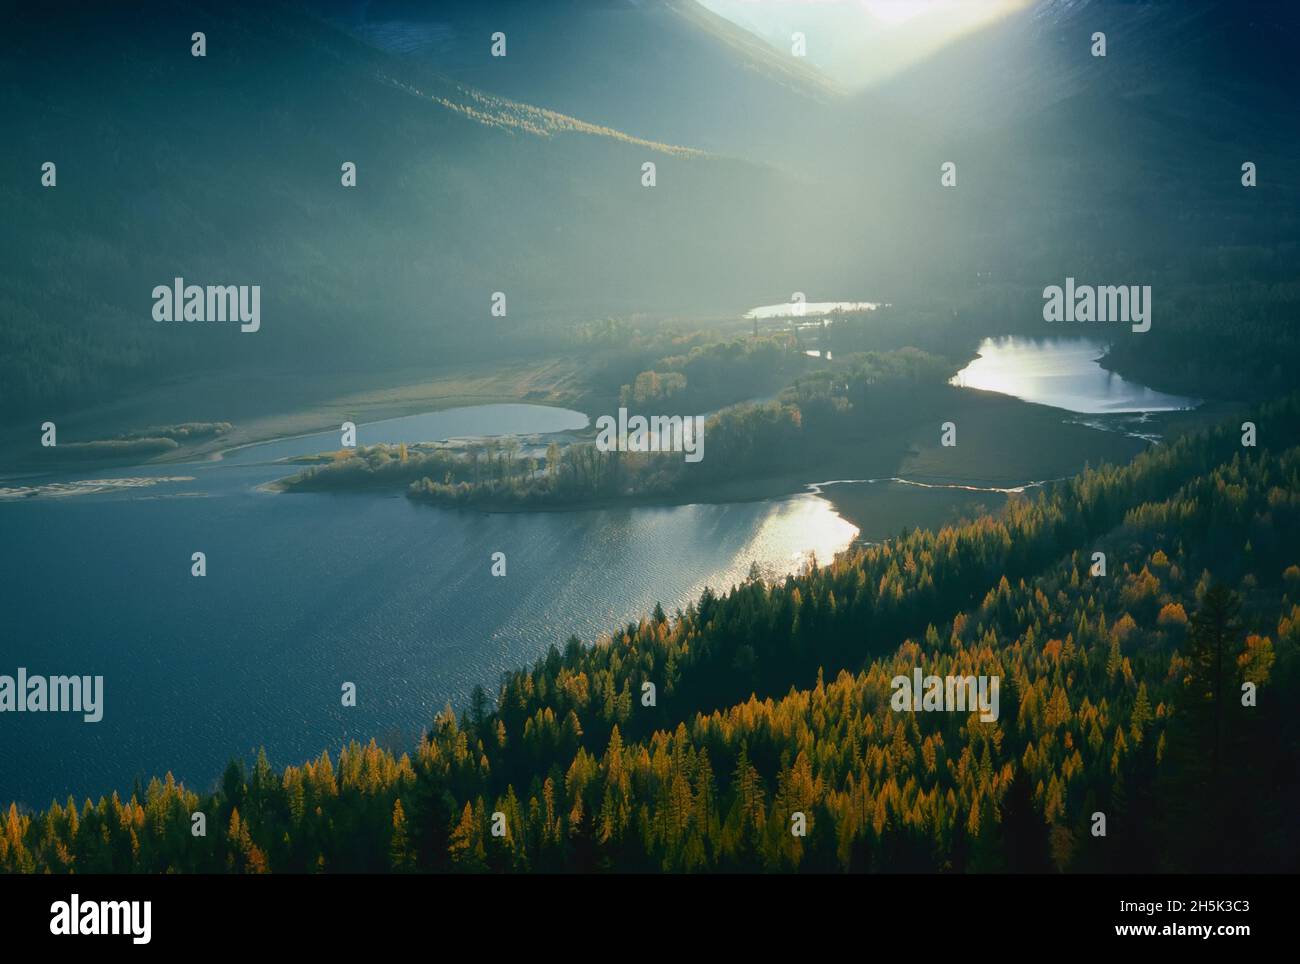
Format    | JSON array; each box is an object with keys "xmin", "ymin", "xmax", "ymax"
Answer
[
  {"xmin": 0, "ymin": 0, "xmax": 823, "ymax": 418},
  {"xmin": 321, "ymin": 0, "xmax": 843, "ymax": 168}
]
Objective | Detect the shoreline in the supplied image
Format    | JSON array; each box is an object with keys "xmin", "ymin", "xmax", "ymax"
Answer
[
  {"xmin": 0, "ymin": 358, "xmax": 598, "ymax": 479},
  {"xmin": 261, "ymin": 384, "xmax": 1227, "ymax": 544},
  {"xmin": 5, "ymin": 351, "xmax": 1230, "ymax": 526}
]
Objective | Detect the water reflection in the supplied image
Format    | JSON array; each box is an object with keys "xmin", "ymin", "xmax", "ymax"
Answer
[
  {"xmin": 745, "ymin": 301, "xmax": 880, "ymax": 319},
  {"xmin": 222, "ymin": 404, "xmax": 590, "ymax": 466},
  {"xmin": 1, "ymin": 406, "xmax": 856, "ymax": 806},
  {"xmin": 951, "ymin": 337, "xmax": 1199, "ymax": 414}
]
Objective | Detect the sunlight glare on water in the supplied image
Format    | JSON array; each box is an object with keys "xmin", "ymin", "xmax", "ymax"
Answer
[{"xmin": 950, "ymin": 337, "xmax": 1199, "ymax": 414}]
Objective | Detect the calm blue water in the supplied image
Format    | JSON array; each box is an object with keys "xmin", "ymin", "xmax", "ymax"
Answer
[{"xmin": 0, "ymin": 405, "xmax": 856, "ymax": 807}]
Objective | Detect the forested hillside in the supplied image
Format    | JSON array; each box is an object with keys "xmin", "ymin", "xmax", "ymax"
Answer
[
  {"xmin": 5, "ymin": 399, "xmax": 1297, "ymax": 873},
  {"xmin": 0, "ymin": 0, "xmax": 814, "ymax": 419}
]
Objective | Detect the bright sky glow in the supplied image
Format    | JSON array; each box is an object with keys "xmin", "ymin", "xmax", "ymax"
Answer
[
  {"xmin": 697, "ymin": 0, "xmax": 1031, "ymax": 88},
  {"xmin": 861, "ymin": 0, "xmax": 945, "ymax": 26}
]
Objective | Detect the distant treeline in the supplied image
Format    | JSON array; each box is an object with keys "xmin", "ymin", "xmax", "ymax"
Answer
[
  {"xmin": 118, "ymin": 422, "xmax": 233, "ymax": 442},
  {"xmin": 36, "ymin": 421, "xmax": 234, "ymax": 463},
  {"xmin": 4, "ymin": 398, "xmax": 1298, "ymax": 873},
  {"xmin": 615, "ymin": 336, "xmax": 797, "ymax": 410},
  {"xmin": 1103, "ymin": 277, "xmax": 1300, "ymax": 400}
]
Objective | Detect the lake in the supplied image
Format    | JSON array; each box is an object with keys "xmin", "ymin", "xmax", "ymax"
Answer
[
  {"xmin": 0, "ymin": 404, "xmax": 856, "ymax": 807},
  {"xmin": 0, "ymin": 339, "xmax": 1195, "ymax": 807},
  {"xmin": 951, "ymin": 336, "xmax": 1199, "ymax": 414}
]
